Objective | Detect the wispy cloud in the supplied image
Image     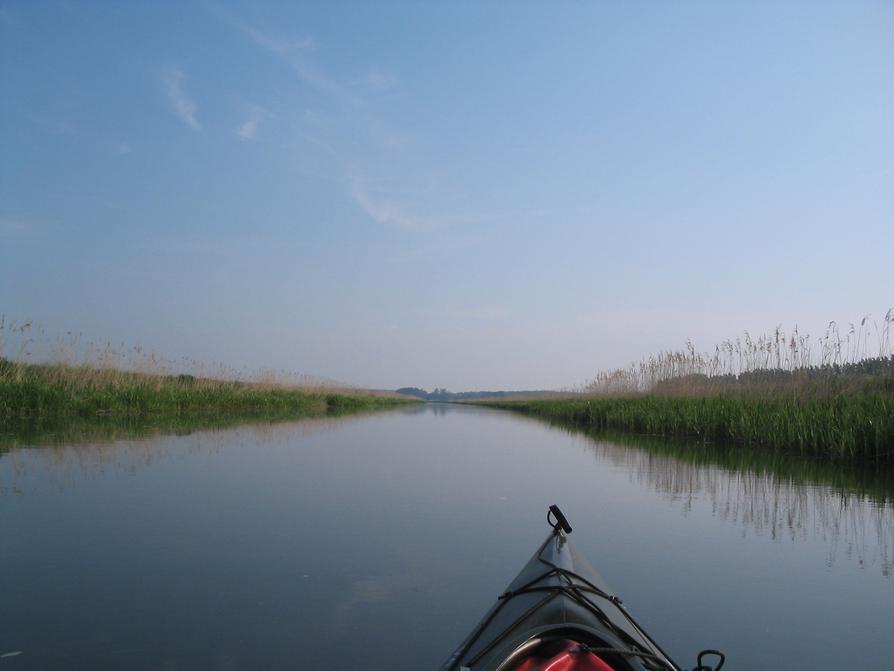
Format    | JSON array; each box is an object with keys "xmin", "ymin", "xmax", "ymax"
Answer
[
  {"xmin": 233, "ymin": 103, "xmax": 279, "ymax": 142},
  {"xmin": 349, "ymin": 178, "xmax": 436, "ymax": 233},
  {"xmin": 256, "ymin": 36, "xmax": 359, "ymax": 106},
  {"xmin": 162, "ymin": 68, "xmax": 200, "ymax": 130},
  {"xmin": 210, "ymin": 5, "xmax": 490, "ymax": 237},
  {"xmin": 235, "ymin": 105, "xmax": 273, "ymax": 141},
  {"xmin": 208, "ymin": 4, "xmax": 360, "ymax": 108},
  {"xmin": 242, "ymin": 24, "xmax": 316, "ymax": 55},
  {"xmin": 236, "ymin": 118, "xmax": 258, "ymax": 140},
  {"xmin": 366, "ymin": 67, "xmax": 398, "ymax": 92},
  {"xmin": 349, "ymin": 177, "xmax": 490, "ymax": 234}
]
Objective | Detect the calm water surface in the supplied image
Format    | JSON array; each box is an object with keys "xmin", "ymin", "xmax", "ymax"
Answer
[{"xmin": 1, "ymin": 404, "xmax": 892, "ymax": 670}]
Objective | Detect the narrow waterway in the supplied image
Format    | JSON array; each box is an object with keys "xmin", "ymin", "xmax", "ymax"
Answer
[{"xmin": 1, "ymin": 403, "xmax": 891, "ymax": 670}]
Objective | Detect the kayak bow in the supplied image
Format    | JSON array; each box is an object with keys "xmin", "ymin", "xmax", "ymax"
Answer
[{"xmin": 440, "ymin": 506, "xmax": 723, "ymax": 671}]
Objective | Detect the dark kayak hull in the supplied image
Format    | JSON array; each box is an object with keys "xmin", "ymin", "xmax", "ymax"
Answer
[{"xmin": 440, "ymin": 518, "xmax": 681, "ymax": 671}]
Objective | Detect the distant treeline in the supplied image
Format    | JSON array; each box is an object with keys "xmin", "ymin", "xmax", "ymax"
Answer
[
  {"xmin": 584, "ymin": 309, "xmax": 893, "ymax": 395},
  {"xmin": 395, "ymin": 387, "xmax": 570, "ymax": 402},
  {"xmin": 651, "ymin": 356, "xmax": 894, "ymax": 398}
]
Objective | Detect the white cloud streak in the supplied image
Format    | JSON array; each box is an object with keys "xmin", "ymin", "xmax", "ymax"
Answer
[
  {"xmin": 209, "ymin": 5, "xmax": 488, "ymax": 237},
  {"xmin": 236, "ymin": 118, "xmax": 258, "ymax": 140},
  {"xmin": 235, "ymin": 104, "xmax": 275, "ymax": 141},
  {"xmin": 208, "ymin": 5, "xmax": 360, "ymax": 108},
  {"xmin": 349, "ymin": 177, "xmax": 491, "ymax": 234},
  {"xmin": 349, "ymin": 179, "xmax": 435, "ymax": 233},
  {"xmin": 162, "ymin": 68, "xmax": 200, "ymax": 130},
  {"xmin": 242, "ymin": 24, "xmax": 316, "ymax": 55}
]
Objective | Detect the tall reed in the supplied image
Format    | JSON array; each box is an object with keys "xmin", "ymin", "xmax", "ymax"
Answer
[
  {"xmin": 483, "ymin": 309, "xmax": 894, "ymax": 463},
  {"xmin": 484, "ymin": 394, "xmax": 893, "ymax": 462},
  {"xmin": 0, "ymin": 318, "xmax": 416, "ymax": 420},
  {"xmin": 0, "ymin": 316, "xmax": 347, "ymax": 390},
  {"xmin": 583, "ymin": 309, "xmax": 894, "ymax": 396}
]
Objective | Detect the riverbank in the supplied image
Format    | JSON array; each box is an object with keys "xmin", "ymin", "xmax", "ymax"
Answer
[
  {"xmin": 0, "ymin": 357, "xmax": 418, "ymax": 421},
  {"xmin": 480, "ymin": 392, "xmax": 894, "ymax": 462}
]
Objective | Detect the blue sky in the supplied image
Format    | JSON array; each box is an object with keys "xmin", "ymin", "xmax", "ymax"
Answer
[{"xmin": 2, "ymin": 1, "xmax": 892, "ymax": 390}]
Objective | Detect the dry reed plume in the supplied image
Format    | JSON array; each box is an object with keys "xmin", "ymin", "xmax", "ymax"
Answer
[
  {"xmin": 0, "ymin": 316, "xmax": 351, "ymax": 394},
  {"xmin": 0, "ymin": 318, "xmax": 415, "ymax": 419},
  {"xmin": 583, "ymin": 308, "xmax": 894, "ymax": 396}
]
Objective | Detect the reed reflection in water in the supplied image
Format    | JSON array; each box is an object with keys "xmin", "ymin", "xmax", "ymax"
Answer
[
  {"xmin": 580, "ymin": 433, "xmax": 894, "ymax": 576},
  {"xmin": 0, "ymin": 414, "xmax": 368, "ymax": 496},
  {"xmin": 1, "ymin": 403, "xmax": 892, "ymax": 670}
]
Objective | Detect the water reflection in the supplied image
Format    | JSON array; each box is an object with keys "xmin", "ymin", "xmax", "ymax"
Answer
[
  {"xmin": 0, "ymin": 414, "xmax": 369, "ymax": 496},
  {"xmin": 2, "ymin": 403, "xmax": 893, "ymax": 670},
  {"xmin": 574, "ymin": 430, "xmax": 894, "ymax": 576},
  {"xmin": 0, "ymin": 407, "xmax": 393, "ymax": 454}
]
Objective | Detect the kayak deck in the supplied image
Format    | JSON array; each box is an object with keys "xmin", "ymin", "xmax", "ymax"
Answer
[{"xmin": 440, "ymin": 509, "xmax": 682, "ymax": 671}]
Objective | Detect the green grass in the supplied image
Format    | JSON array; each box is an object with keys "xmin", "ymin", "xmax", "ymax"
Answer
[
  {"xmin": 0, "ymin": 357, "xmax": 418, "ymax": 421},
  {"xmin": 501, "ymin": 309, "xmax": 894, "ymax": 463},
  {"xmin": 480, "ymin": 393, "xmax": 894, "ymax": 462}
]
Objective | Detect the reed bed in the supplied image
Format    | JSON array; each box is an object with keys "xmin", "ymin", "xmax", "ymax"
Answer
[
  {"xmin": 484, "ymin": 394, "xmax": 893, "ymax": 461},
  {"xmin": 0, "ymin": 357, "xmax": 414, "ymax": 420},
  {"xmin": 0, "ymin": 319, "xmax": 417, "ymax": 420},
  {"xmin": 583, "ymin": 309, "xmax": 893, "ymax": 395},
  {"xmin": 484, "ymin": 309, "xmax": 894, "ymax": 463},
  {"xmin": 0, "ymin": 317, "xmax": 347, "ymax": 389}
]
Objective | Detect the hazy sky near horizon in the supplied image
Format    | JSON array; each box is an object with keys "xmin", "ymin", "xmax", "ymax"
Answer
[{"xmin": 2, "ymin": 1, "xmax": 893, "ymax": 390}]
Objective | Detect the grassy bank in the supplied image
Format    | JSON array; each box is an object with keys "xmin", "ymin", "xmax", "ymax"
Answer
[
  {"xmin": 479, "ymin": 312, "xmax": 894, "ymax": 463},
  {"xmin": 0, "ymin": 357, "xmax": 417, "ymax": 421},
  {"xmin": 481, "ymin": 390, "xmax": 894, "ymax": 462}
]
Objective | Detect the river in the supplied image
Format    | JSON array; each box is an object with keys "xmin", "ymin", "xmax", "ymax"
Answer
[{"xmin": 1, "ymin": 403, "xmax": 891, "ymax": 670}]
